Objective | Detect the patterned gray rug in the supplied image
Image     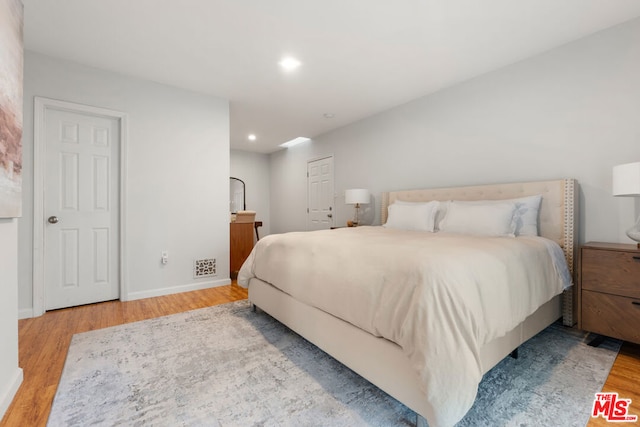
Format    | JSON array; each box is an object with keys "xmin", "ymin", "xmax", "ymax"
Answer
[{"xmin": 48, "ymin": 300, "xmax": 620, "ymax": 427}]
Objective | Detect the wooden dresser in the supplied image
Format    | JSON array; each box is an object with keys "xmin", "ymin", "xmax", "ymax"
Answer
[
  {"xmin": 577, "ymin": 242, "xmax": 640, "ymax": 344},
  {"xmin": 230, "ymin": 222, "xmax": 254, "ymax": 279}
]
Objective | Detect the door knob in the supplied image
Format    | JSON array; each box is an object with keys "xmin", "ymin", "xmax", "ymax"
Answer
[
  {"xmin": 48, "ymin": 216, "xmax": 59, "ymax": 224},
  {"xmin": 327, "ymin": 213, "xmax": 333, "ymax": 218}
]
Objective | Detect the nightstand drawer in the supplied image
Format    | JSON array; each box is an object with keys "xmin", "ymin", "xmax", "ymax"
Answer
[
  {"xmin": 582, "ymin": 290, "xmax": 640, "ymax": 344},
  {"xmin": 581, "ymin": 247, "xmax": 640, "ymax": 299}
]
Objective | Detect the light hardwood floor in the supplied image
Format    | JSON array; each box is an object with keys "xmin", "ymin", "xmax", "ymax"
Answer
[
  {"xmin": 588, "ymin": 342, "xmax": 640, "ymax": 426},
  {"xmin": 1, "ymin": 283, "xmax": 638, "ymax": 426}
]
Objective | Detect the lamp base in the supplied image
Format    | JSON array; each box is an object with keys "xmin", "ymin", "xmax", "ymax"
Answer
[
  {"xmin": 352, "ymin": 204, "xmax": 361, "ymax": 227},
  {"xmin": 626, "ymin": 214, "xmax": 640, "ymax": 248}
]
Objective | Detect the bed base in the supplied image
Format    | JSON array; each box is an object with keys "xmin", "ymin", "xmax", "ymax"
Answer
[{"xmin": 249, "ymin": 278, "xmax": 562, "ymax": 425}]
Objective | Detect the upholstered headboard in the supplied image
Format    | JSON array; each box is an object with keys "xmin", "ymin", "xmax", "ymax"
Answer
[{"xmin": 381, "ymin": 179, "xmax": 579, "ymax": 325}]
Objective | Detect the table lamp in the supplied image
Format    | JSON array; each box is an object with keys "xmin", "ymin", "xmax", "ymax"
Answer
[
  {"xmin": 345, "ymin": 188, "xmax": 370, "ymax": 226},
  {"xmin": 613, "ymin": 161, "xmax": 640, "ymax": 247}
]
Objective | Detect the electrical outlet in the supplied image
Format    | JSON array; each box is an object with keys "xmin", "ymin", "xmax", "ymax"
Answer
[{"xmin": 161, "ymin": 251, "xmax": 168, "ymax": 265}]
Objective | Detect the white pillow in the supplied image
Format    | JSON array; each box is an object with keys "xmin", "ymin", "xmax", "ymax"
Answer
[
  {"xmin": 384, "ymin": 200, "xmax": 440, "ymax": 232},
  {"xmin": 439, "ymin": 201, "xmax": 517, "ymax": 237},
  {"xmin": 510, "ymin": 195, "xmax": 542, "ymax": 236},
  {"xmin": 434, "ymin": 201, "xmax": 449, "ymax": 231},
  {"xmin": 453, "ymin": 195, "xmax": 542, "ymax": 236},
  {"xmin": 396, "ymin": 199, "xmax": 451, "ymax": 232}
]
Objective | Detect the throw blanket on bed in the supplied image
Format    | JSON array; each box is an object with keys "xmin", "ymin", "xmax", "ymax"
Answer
[{"xmin": 238, "ymin": 226, "xmax": 571, "ymax": 427}]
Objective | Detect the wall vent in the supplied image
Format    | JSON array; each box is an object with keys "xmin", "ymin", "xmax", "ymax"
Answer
[{"xmin": 194, "ymin": 258, "xmax": 216, "ymax": 278}]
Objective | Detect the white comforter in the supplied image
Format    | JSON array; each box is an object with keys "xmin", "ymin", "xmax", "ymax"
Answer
[{"xmin": 238, "ymin": 226, "xmax": 571, "ymax": 427}]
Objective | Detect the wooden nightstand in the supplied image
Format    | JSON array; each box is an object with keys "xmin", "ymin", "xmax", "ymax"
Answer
[{"xmin": 577, "ymin": 242, "xmax": 640, "ymax": 345}]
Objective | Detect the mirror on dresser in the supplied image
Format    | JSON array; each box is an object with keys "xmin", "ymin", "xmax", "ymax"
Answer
[
  {"xmin": 230, "ymin": 177, "xmax": 245, "ymax": 213},
  {"xmin": 229, "ymin": 177, "xmax": 262, "ymax": 279}
]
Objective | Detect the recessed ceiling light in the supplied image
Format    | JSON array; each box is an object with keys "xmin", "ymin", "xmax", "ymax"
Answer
[
  {"xmin": 248, "ymin": 134, "xmax": 257, "ymax": 141},
  {"xmin": 323, "ymin": 113, "xmax": 335, "ymax": 119},
  {"xmin": 279, "ymin": 57, "xmax": 301, "ymax": 71},
  {"xmin": 280, "ymin": 137, "xmax": 310, "ymax": 148}
]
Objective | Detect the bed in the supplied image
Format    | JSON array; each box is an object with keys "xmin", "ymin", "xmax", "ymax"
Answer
[{"xmin": 238, "ymin": 179, "xmax": 578, "ymax": 427}]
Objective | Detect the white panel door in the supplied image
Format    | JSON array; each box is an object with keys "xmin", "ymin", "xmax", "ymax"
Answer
[
  {"xmin": 44, "ymin": 108, "xmax": 120, "ymax": 310},
  {"xmin": 307, "ymin": 156, "xmax": 334, "ymax": 230}
]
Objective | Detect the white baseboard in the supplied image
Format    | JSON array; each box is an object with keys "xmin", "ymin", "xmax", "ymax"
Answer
[
  {"xmin": 125, "ymin": 277, "xmax": 232, "ymax": 301},
  {"xmin": 18, "ymin": 308, "xmax": 34, "ymax": 320},
  {"xmin": 0, "ymin": 367, "xmax": 23, "ymax": 420},
  {"xmin": 17, "ymin": 279, "xmax": 233, "ymax": 317}
]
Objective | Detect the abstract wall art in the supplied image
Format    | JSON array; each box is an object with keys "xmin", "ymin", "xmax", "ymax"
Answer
[{"xmin": 0, "ymin": 0, "xmax": 23, "ymax": 218}]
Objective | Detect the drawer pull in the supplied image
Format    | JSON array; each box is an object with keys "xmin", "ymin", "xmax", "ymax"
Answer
[
  {"xmin": 633, "ymin": 256, "xmax": 640, "ymax": 261},
  {"xmin": 633, "ymin": 301, "xmax": 640, "ymax": 306}
]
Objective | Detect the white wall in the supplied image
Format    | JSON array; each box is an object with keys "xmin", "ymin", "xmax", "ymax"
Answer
[
  {"xmin": 230, "ymin": 150, "xmax": 271, "ymax": 239},
  {"xmin": 19, "ymin": 52, "xmax": 230, "ymax": 316},
  {"xmin": 0, "ymin": 219, "xmax": 23, "ymax": 419},
  {"xmin": 270, "ymin": 17, "xmax": 640, "ymax": 244}
]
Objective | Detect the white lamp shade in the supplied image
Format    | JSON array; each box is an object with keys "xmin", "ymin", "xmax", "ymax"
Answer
[
  {"xmin": 613, "ymin": 162, "xmax": 640, "ymax": 196},
  {"xmin": 345, "ymin": 188, "xmax": 370, "ymax": 205}
]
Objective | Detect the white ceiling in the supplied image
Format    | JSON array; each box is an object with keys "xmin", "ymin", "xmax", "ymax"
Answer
[{"xmin": 23, "ymin": 1, "xmax": 640, "ymax": 153}]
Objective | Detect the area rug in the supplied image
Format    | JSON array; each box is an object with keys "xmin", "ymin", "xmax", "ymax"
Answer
[{"xmin": 48, "ymin": 300, "xmax": 620, "ymax": 427}]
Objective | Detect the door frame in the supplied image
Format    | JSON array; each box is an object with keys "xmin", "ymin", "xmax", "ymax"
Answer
[
  {"xmin": 32, "ymin": 97, "xmax": 129, "ymax": 316},
  {"xmin": 306, "ymin": 154, "xmax": 334, "ymax": 230}
]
